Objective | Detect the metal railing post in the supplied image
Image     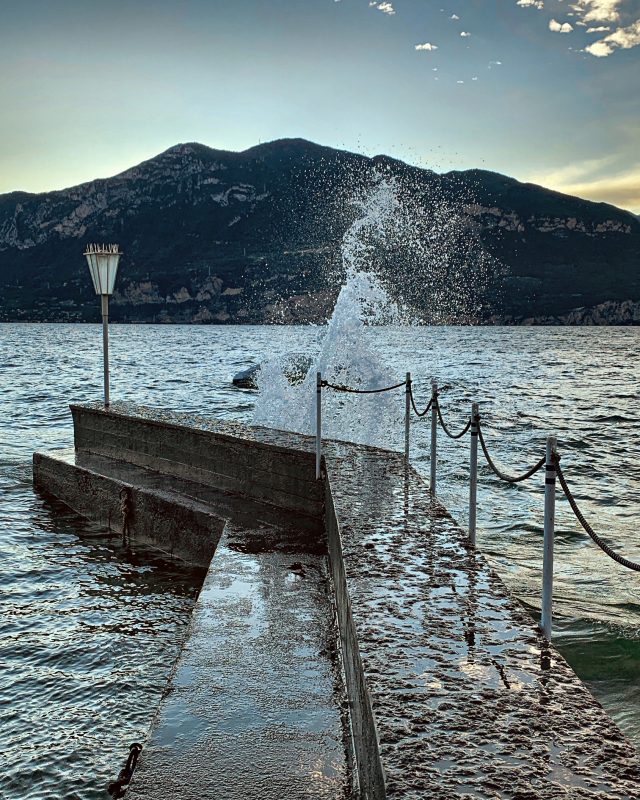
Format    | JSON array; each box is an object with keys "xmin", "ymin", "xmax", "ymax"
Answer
[
  {"xmin": 430, "ymin": 379, "xmax": 438, "ymax": 494},
  {"xmin": 541, "ymin": 435, "xmax": 557, "ymax": 640},
  {"xmin": 469, "ymin": 402, "xmax": 479, "ymax": 546},
  {"xmin": 404, "ymin": 372, "xmax": 411, "ymax": 465},
  {"xmin": 315, "ymin": 372, "xmax": 322, "ymax": 480}
]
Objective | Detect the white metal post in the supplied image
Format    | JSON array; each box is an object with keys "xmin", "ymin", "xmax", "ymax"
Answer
[
  {"xmin": 404, "ymin": 372, "xmax": 411, "ymax": 465},
  {"xmin": 430, "ymin": 379, "xmax": 438, "ymax": 494},
  {"xmin": 315, "ymin": 372, "xmax": 322, "ymax": 480},
  {"xmin": 541, "ymin": 435, "xmax": 557, "ymax": 640},
  {"xmin": 101, "ymin": 293, "xmax": 110, "ymax": 407},
  {"xmin": 469, "ymin": 402, "xmax": 479, "ymax": 546}
]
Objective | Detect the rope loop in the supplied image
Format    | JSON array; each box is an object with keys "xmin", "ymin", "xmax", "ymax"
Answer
[
  {"xmin": 436, "ymin": 402, "xmax": 472, "ymax": 440},
  {"xmin": 556, "ymin": 461, "xmax": 640, "ymax": 572},
  {"xmin": 408, "ymin": 384, "xmax": 433, "ymax": 417},
  {"xmin": 322, "ymin": 379, "xmax": 406, "ymax": 395},
  {"xmin": 477, "ymin": 421, "xmax": 546, "ymax": 484}
]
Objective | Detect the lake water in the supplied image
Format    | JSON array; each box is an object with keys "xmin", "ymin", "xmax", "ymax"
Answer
[{"xmin": 1, "ymin": 322, "xmax": 639, "ymax": 798}]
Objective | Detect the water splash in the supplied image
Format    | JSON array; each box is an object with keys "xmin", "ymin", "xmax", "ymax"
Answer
[
  {"xmin": 253, "ymin": 176, "xmax": 403, "ymax": 448},
  {"xmin": 252, "ymin": 167, "xmax": 498, "ymax": 448}
]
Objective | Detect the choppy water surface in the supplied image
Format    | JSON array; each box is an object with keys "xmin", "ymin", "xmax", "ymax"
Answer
[{"xmin": 1, "ymin": 322, "xmax": 640, "ymax": 798}]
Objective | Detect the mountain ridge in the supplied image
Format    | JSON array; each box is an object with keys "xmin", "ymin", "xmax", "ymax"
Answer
[{"xmin": 0, "ymin": 138, "xmax": 638, "ymax": 324}]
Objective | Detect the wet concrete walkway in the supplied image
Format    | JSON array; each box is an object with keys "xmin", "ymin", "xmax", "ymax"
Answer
[
  {"xmin": 325, "ymin": 442, "xmax": 640, "ymax": 799},
  {"xmin": 33, "ymin": 403, "xmax": 640, "ymax": 799},
  {"xmin": 128, "ymin": 521, "xmax": 349, "ymax": 800}
]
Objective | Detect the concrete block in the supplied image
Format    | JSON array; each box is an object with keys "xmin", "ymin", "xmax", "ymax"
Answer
[{"xmin": 33, "ymin": 450, "xmax": 225, "ymax": 567}]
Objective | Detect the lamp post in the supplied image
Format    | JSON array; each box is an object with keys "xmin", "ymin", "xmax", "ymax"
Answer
[{"xmin": 84, "ymin": 243, "xmax": 122, "ymax": 407}]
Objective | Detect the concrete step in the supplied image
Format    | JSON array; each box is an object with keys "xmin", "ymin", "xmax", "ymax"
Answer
[
  {"xmin": 33, "ymin": 449, "xmax": 325, "ymax": 566},
  {"xmin": 70, "ymin": 403, "xmax": 324, "ymax": 520},
  {"xmin": 34, "ymin": 447, "xmax": 226, "ymax": 565}
]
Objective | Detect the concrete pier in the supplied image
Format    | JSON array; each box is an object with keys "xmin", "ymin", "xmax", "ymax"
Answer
[
  {"xmin": 33, "ymin": 402, "xmax": 640, "ymax": 799},
  {"xmin": 127, "ymin": 522, "xmax": 349, "ymax": 800}
]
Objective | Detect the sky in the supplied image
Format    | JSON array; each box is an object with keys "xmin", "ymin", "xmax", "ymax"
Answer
[{"xmin": 1, "ymin": 0, "xmax": 638, "ymax": 212}]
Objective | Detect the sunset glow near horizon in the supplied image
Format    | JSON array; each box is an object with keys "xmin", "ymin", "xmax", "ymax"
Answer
[{"xmin": 1, "ymin": 0, "xmax": 639, "ymax": 213}]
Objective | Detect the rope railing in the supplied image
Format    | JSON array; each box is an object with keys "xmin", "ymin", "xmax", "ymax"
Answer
[
  {"xmin": 321, "ymin": 379, "xmax": 406, "ymax": 394},
  {"xmin": 556, "ymin": 459, "xmax": 640, "ymax": 573},
  {"xmin": 476, "ymin": 420, "xmax": 546, "ymax": 484},
  {"xmin": 408, "ymin": 383, "xmax": 433, "ymax": 417},
  {"xmin": 313, "ymin": 369, "xmax": 639, "ymax": 641},
  {"xmin": 436, "ymin": 401, "xmax": 472, "ymax": 440}
]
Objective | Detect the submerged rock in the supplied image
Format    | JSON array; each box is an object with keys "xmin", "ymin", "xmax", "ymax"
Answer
[
  {"xmin": 233, "ymin": 353, "xmax": 313, "ymax": 390},
  {"xmin": 232, "ymin": 364, "xmax": 261, "ymax": 389}
]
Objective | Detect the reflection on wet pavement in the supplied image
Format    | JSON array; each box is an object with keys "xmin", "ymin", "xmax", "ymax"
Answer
[
  {"xmin": 128, "ymin": 521, "xmax": 350, "ymax": 800},
  {"xmin": 326, "ymin": 442, "xmax": 640, "ymax": 799}
]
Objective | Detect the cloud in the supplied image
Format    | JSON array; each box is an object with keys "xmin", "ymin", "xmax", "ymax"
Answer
[
  {"xmin": 585, "ymin": 19, "xmax": 640, "ymax": 56},
  {"xmin": 585, "ymin": 39, "xmax": 616, "ymax": 55},
  {"xmin": 586, "ymin": 25, "xmax": 611, "ymax": 32},
  {"xmin": 535, "ymin": 171, "xmax": 640, "ymax": 213},
  {"xmin": 527, "ymin": 156, "xmax": 616, "ymax": 185},
  {"xmin": 570, "ymin": 1, "xmax": 622, "ymax": 24},
  {"xmin": 415, "ymin": 42, "xmax": 438, "ymax": 50},
  {"xmin": 450, "ymin": 13, "xmax": 460, "ymax": 20},
  {"xmin": 369, "ymin": 1, "xmax": 395, "ymax": 15},
  {"xmin": 460, "ymin": 30, "xmax": 471, "ymax": 36},
  {"xmin": 517, "ymin": 0, "xmax": 544, "ymax": 8},
  {"xmin": 524, "ymin": 157, "xmax": 640, "ymax": 214},
  {"xmin": 549, "ymin": 19, "xmax": 574, "ymax": 32}
]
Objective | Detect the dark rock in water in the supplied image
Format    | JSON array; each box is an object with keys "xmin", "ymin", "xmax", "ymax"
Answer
[
  {"xmin": 232, "ymin": 353, "xmax": 313, "ymax": 390},
  {"xmin": 233, "ymin": 364, "xmax": 260, "ymax": 389}
]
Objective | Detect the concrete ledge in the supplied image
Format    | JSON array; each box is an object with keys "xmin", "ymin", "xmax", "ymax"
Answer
[
  {"xmin": 71, "ymin": 405, "xmax": 323, "ymax": 519},
  {"xmin": 325, "ymin": 474, "xmax": 386, "ymax": 800},
  {"xmin": 32, "ymin": 403, "xmax": 640, "ymax": 799},
  {"xmin": 127, "ymin": 524, "xmax": 350, "ymax": 800},
  {"xmin": 33, "ymin": 449, "xmax": 226, "ymax": 566},
  {"xmin": 324, "ymin": 442, "xmax": 640, "ymax": 799}
]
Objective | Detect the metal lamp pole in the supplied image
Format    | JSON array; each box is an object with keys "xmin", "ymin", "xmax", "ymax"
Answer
[
  {"xmin": 84, "ymin": 244, "xmax": 122, "ymax": 407},
  {"xmin": 100, "ymin": 292, "xmax": 110, "ymax": 406}
]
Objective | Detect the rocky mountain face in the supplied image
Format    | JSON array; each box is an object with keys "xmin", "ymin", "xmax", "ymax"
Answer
[
  {"xmin": 495, "ymin": 299, "xmax": 640, "ymax": 326},
  {"xmin": 0, "ymin": 139, "xmax": 638, "ymax": 324}
]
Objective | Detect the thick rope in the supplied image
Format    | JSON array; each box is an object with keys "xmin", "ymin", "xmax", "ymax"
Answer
[
  {"xmin": 321, "ymin": 379, "xmax": 406, "ymax": 395},
  {"xmin": 477, "ymin": 420, "xmax": 545, "ymax": 484},
  {"xmin": 436, "ymin": 402, "xmax": 472, "ymax": 440},
  {"xmin": 408, "ymin": 384, "xmax": 433, "ymax": 417},
  {"xmin": 556, "ymin": 460, "xmax": 640, "ymax": 572}
]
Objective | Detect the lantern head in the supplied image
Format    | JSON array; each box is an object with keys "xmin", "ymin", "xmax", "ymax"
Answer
[{"xmin": 84, "ymin": 243, "xmax": 121, "ymax": 295}]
